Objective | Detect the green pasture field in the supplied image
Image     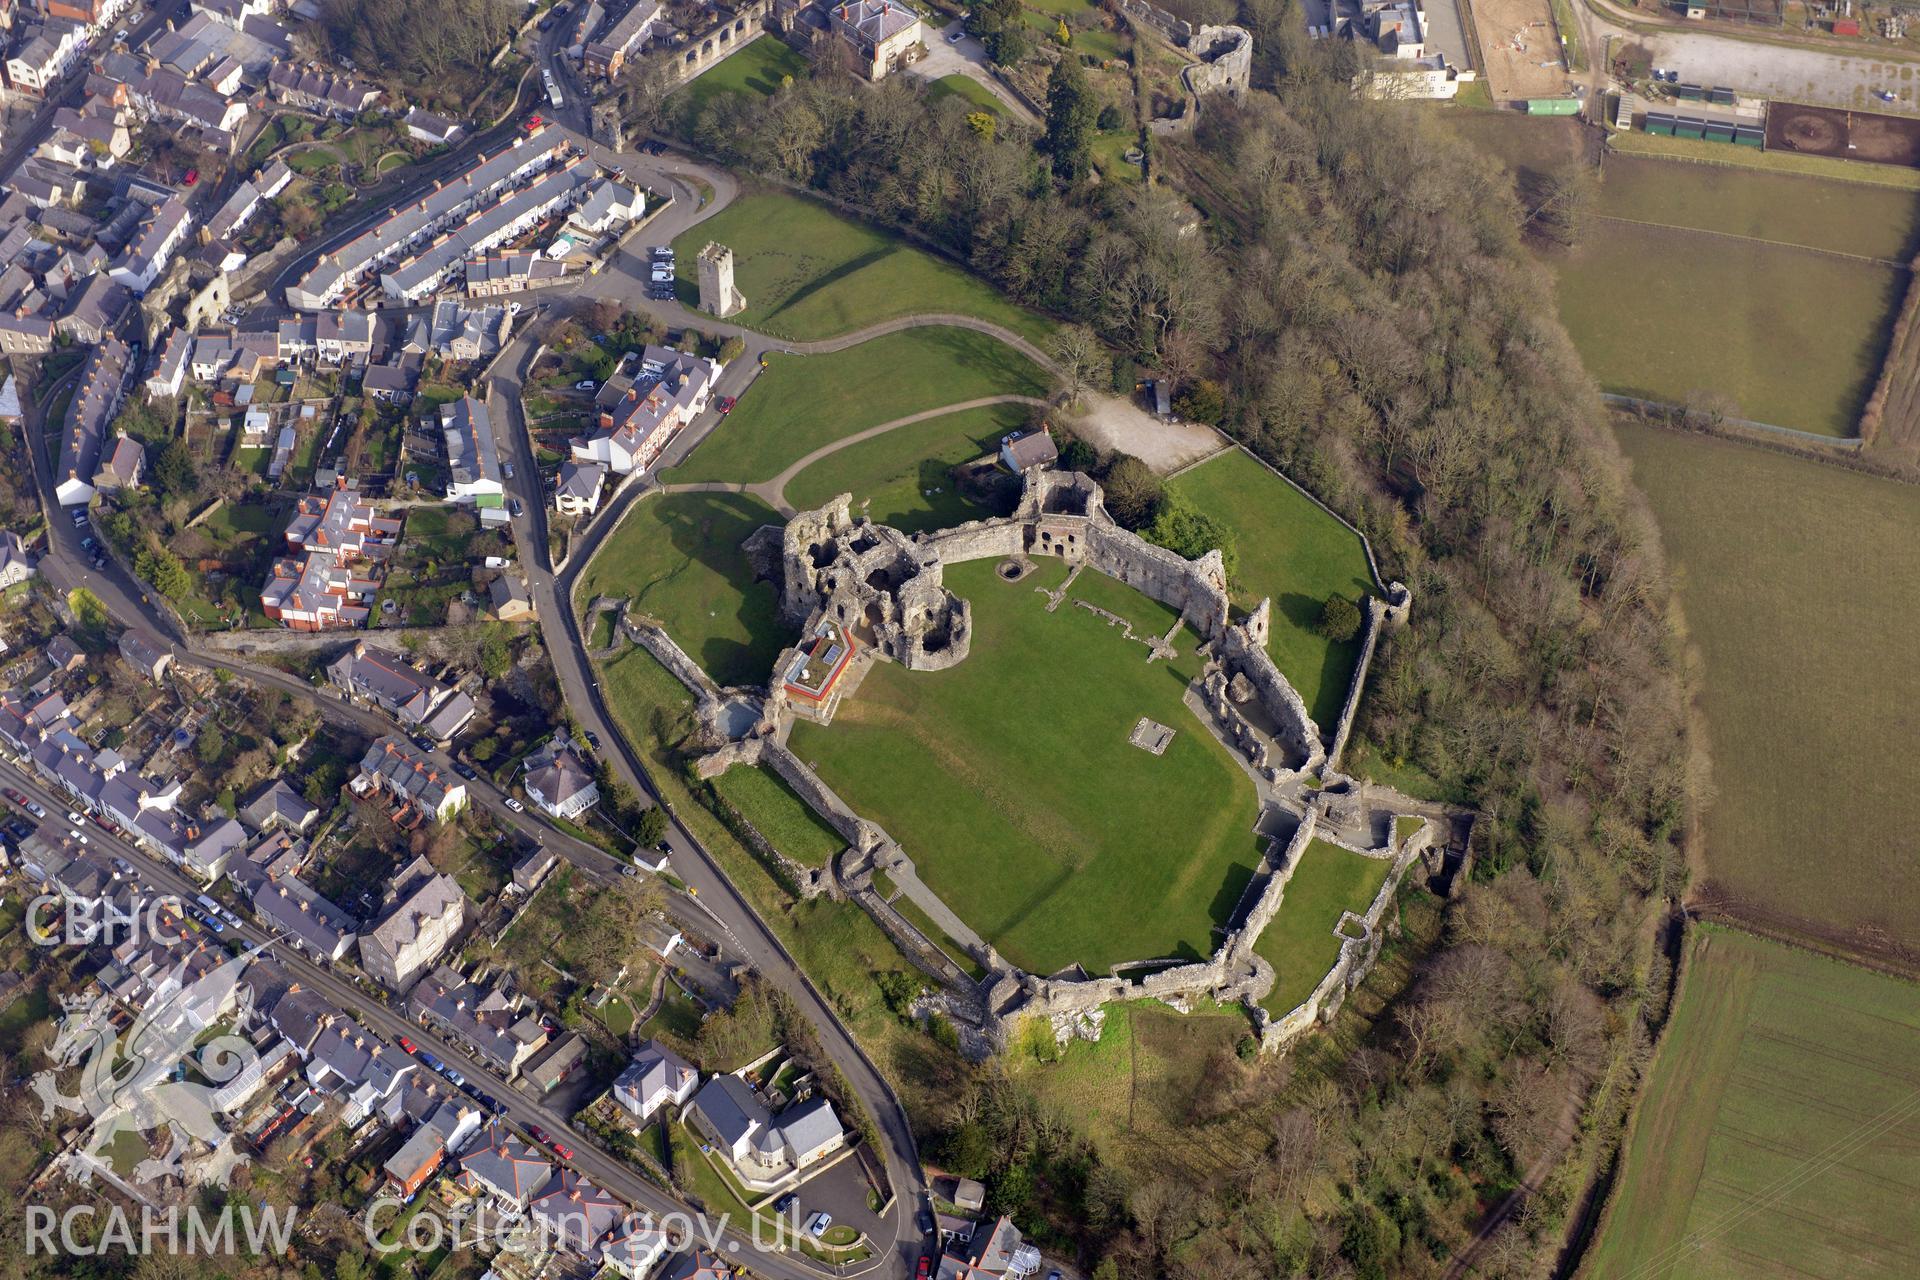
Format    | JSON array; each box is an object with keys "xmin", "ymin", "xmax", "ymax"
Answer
[
  {"xmin": 1608, "ymin": 129, "xmax": 1920, "ymax": 192},
  {"xmin": 667, "ymin": 36, "xmax": 807, "ymax": 124},
  {"xmin": 1615, "ymin": 425, "xmax": 1920, "ymax": 957},
  {"xmin": 1598, "ymin": 154, "xmax": 1920, "ymax": 261},
  {"xmin": 1588, "ymin": 925, "xmax": 1920, "ymax": 1280},
  {"xmin": 1167, "ymin": 448, "xmax": 1376, "ymax": 728},
  {"xmin": 782, "ymin": 402, "xmax": 1026, "ymax": 532},
  {"xmin": 669, "ymin": 327, "xmax": 1046, "ymax": 485},
  {"xmin": 927, "ymin": 74, "xmax": 1003, "ymax": 116},
  {"xmin": 711, "ymin": 766, "xmax": 846, "ymax": 866},
  {"xmin": 788, "ymin": 559, "xmax": 1264, "ymax": 976},
  {"xmin": 575, "ymin": 490, "xmax": 787, "ymax": 687},
  {"xmin": 670, "ymin": 192, "xmax": 1053, "ymax": 342},
  {"xmin": 1556, "ymin": 220, "xmax": 1899, "ymax": 435},
  {"xmin": 1254, "ymin": 840, "xmax": 1394, "ymax": 1015}
]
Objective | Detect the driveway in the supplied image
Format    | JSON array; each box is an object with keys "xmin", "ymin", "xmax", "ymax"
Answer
[{"xmin": 905, "ymin": 22, "xmax": 1040, "ymax": 125}]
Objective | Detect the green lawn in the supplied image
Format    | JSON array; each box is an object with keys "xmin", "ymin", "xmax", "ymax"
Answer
[
  {"xmin": 1615, "ymin": 425, "xmax": 1920, "ymax": 956},
  {"xmin": 1253, "ymin": 840, "xmax": 1394, "ymax": 1015},
  {"xmin": 668, "ymin": 327, "xmax": 1047, "ymax": 485},
  {"xmin": 1167, "ymin": 449, "xmax": 1377, "ymax": 728},
  {"xmin": 1091, "ymin": 129, "xmax": 1143, "ymax": 184},
  {"xmin": 927, "ymin": 74, "xmax": 1003, "ymax": 116},
  {"xmin": 711, "ymin": 766, "xmax": 846, "ymax": 865},
  {"xmin": 789, "ymin": 559, "xmax": 1264, "ymax": 976},
  {"xmin": 783, "ymin": 402, "xmax": 1024, "ymax": 532},
  {"xmin": 1598, "ymin": 154, "xmax": 1920, "ymax": 261},
  {"xmin": 577, "ymin": 491, "xmax": 788, "ymax": 687},
  {"xmin": 1556, "ymin": 219, "xmax": 1899, "ymax": 435},
  {"xmin": 670, "ymin": 193, "xmax": 1053, "ymax": 343},
  {"xmin": 1589, "ymin": 925, "xmax": 1920, "ymax": 1280},
  {"xmin": 667, "ymin": 35, "xmax": 807, "ymax": 124}
]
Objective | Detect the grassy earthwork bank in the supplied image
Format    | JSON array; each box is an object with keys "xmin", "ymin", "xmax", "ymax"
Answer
[
  {"xmin": 788, "ymin": 559, "xmax": 1264, "ymax": 977},
  {"xmin": 1588, "ymin": 925, "xmax": 1920, "ymax": 1280},
  {"xmin": 1167, "ymin": 448, "xmax": 1377, "ymax": 727},
  {"xmin": 782, "ymin": 402, "xmax": 1028, "ymax": 533},
  {"xmin": 667, "ymin": 327, "xmax": 1048, "ymax": 485},
  {"xmin": 1253, "ymin": 840, "xmax": 1394, "ymax": 1016},
  {"xmin": 665, "ymin": 35, "xmax": 808, "ymax": 126},
  {"xmin": 574, "ymin": 490, "xmax": 787, "ymax": 688},
  {"xmin": 1614, "ymin": 425, "xmax": 1920, "ymax": 958},
  {"xmin": 670, "ymin": 191, "xmax": 1054, "ymax": 343}
]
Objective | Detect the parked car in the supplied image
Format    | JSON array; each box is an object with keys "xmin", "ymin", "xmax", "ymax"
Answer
[
  {"xmin": 504, "ymin": 796, "xmax": 525, "ymax": 812},
  {"xmin": 583, "ymin": 729, "xmax": 601, "ymax": 748},
  {"xmin": 574, "ymin": 380, "xmax": 597, "ymax": 390},
  {"xmin": 418, "ymin": 1051, "xmax": 443, "ymax": 1071},
  {"xmin": 509, "ymin": 498, "xmax": 524, "ymax": 517},
  {"xmin": 452, "ymin": 762, "xmax": 477, "ymax": 780},
  {"xmin": 528, "ymin": 1124, "xmax": 550, "ymax": 1144},
  {"xmin": 948, "ymin": 24, "xmax": 966, "ymax": 41},
  {"xmin": 717, "ymin": 396, "xmax": 736, "ymax": 414},
  {"xmin": 502, "ymin": 461, "xmax": 514, "ymax": 479},
  {"xmin": 2, "ymin": 788, "xmax": 25, "ymax": 806},
  {"xmin": 69, "ymin": 829, "xmax": 89, "ymax": 845},
  {"xmin": 917, "ymin": 1258, "xmax": 931, "ymax": 1279},
  {"xmin": 397, "ymin": 1036, "xmax": 417, "ymax": 1054},
  {"xmin": 442, "ymin": 1068, "xmax": 466, "ymax": 1088},
  {"xmin": 550, "ymin": 1140, "xmax": 574, "ymax": 1160},
  {"xmin": 773, "ymin": 1193, "xmax": 796, "ymax": 1215},
  {"xmin": 807, "ymin": 1212, "xmax": 832, "ymax": 1239},
  {"xmin": 24, "ymin": 801, "xmax": 45, "ymax": 818},
  {"xmin": 67, "ymin": 810, "xmax": 83, "ymax": 825},
  {"xmin": 620, "ymin": 865, "xmax": 638, "ymax": 878}
]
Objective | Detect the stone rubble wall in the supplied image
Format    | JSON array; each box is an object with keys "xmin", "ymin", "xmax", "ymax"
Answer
[
  {"xmin": 915, "ymin": 518, "xmax": 1026, "ymax": 566},
  {"xmin": 1218, "ymin": 622, "xmax": 1326, "ymax": 772},
  {"xmin": 1255, "ymin": 816, "xmax": 1433, "ymax": 1051},
  {"xmin": 1083, "ymin": 520, "xmax": 1232, "ymax": 640},
  {"xmin": 624, "ymin": 614, "xmax": 724, "ymax": 710}
]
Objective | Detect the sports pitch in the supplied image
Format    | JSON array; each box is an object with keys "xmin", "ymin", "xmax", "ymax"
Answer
[{"xmin": 788, "ymin": 558, "xmax": 1264, "ymax": 977}]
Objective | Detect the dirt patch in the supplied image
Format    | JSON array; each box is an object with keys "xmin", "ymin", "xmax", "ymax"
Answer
[
  {"xmin": 1468, "ymin": 0, "xmax": 1568, "ymax": 102},
  {"xmin": 1061, "ymin": 392, "xmax": 1225, "ymax": 475},
  {"xmin": 1767, "ymin": 101, "xmax": 1920, "ymax": 169}
]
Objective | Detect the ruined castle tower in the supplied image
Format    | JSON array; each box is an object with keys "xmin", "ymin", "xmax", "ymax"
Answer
[{"xmin": 697, "ymin": 242, "xmax": 746, "ymax": 318}]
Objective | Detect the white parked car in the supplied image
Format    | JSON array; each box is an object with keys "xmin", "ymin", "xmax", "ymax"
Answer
[{"xmin": 504, "ymin": 797, "xmax": 525, "ymax": 813}]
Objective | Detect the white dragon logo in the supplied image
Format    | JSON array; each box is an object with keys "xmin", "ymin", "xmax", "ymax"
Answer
[{"xmin": 32, "ymin": 940, "xmax": 270, "ymax": 1188}]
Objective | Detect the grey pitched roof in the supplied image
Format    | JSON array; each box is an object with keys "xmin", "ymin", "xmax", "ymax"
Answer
[
  {"xmin": 690, "ymin": 1074, "xmax": 770, "ymax": 1149},
  {"xmin": 778, "ymin": 1096, "xmax": 843, "ymax": 1155}
]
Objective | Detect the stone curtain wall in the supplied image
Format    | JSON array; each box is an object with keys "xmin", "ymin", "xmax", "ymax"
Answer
[
  {"xmin": 1084, "ymin": 521, "xmax": 1232, "ymax": 640},
  {"xmin": 1218, "ymin": 622, "xmax": 1326, "ymax": 771},
  {"xmin": 625, "ymin": 615, "xmax": 725, "ymax": 708},
  {"xmin": 1256, "ymin": 817, "xmax": 1432, "ymax": 1051},
  {"xmin": 916, "ymin": 518, "xmax": 1026, "ymax": 566}
]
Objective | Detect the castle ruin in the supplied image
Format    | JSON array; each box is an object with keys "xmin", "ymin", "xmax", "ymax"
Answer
[{"xmin": 696, "ymin": 242, "xmax": 747, "ymax": 318}]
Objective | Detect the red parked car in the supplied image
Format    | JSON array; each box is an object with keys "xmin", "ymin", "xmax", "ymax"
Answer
[
  {"xmin": 528, "ymin": 1124, "xmax": 550, "ymax": 1144},
  {"xmin": 917, "ymin": 1257, "xmax": 931, "ymax": 1278},
  {"xmin": 397, "ymin": 1036, "xmax": 417, "ymax": 1054},
  {"xmin": 183, "ymin": 169, "xmax": 198, "ymax": 186},
  {"xmin": 550, "ymin": 1140, "xmax": 574, "ymax": 1160},
  {"xmin": 717, "ymin": 396, "xmax": 736, "ymax": 415}
]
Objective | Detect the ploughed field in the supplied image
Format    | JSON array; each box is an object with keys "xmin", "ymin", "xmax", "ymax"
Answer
[
  {"xmin": 1615, "ymin": 424, "xmax": 1920, "ymax": 963},
  {"xmin": 1589, "ymin": 926, "xmax": 1920, "ymax": 1280},
  {"xmin": 789, "ymin": 559, "xmax": 1264, "ymax": 977}
]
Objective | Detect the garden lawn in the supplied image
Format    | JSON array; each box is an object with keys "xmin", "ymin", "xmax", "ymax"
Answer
[
  {"xmin": 1615, "ymin": 425, "xmax": 1920, "ymax": 957},
  {"xmin": 927, "ymin": 74, "xmax": 1002, "ymax": 116},
  {"xmin": 669, "ymin": 327, "xmax": 1046, "ymax": 485},
  {"xmin": 575, "ymin": 491, "xmax": 788, "ymax": 687},
  {"xmin": 789, "ymin": 559, "xmax": 1264, "ymax": 976},
  {"xmin": 670, "ymin": 193, "xmax": 1053, "ymax": 342},
  {"xmin": 1254, "ymin": 840, "xmax": 1393, "ymax": 1016},
  {"xmin": 1167, "ymin": 448, "xmax": 1376, "ymax": 727},
  {"xmin": 667, "ymin": 35, "xmax": 807, "ymax": 124},
  {"xmin": 783, "ymin": 402, "xmax": 1025, "ymax": 533},
  {"xmin": 712, "ymin": 766, "xmax": 846, "ymax": 866},
  {"xmin": 1589, "ymin": 925, "xmax": 1920, "ymax": 1280}
]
